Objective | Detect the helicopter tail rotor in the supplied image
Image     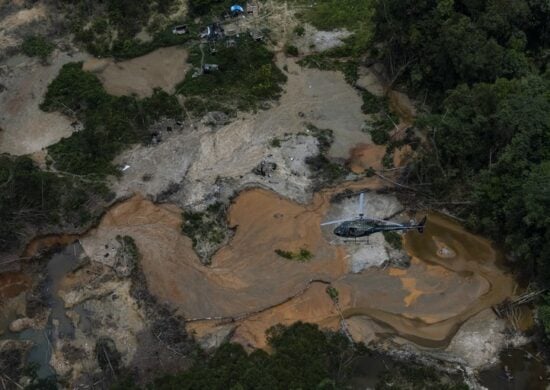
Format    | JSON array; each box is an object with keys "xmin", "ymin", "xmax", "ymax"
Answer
[
  {"xmin": 417, "ymin": 216, "xmax": 427, "ymax": 233},
  {"xmin": 357, "ymin": 192, "xmax": 365, "ymax": 219}
]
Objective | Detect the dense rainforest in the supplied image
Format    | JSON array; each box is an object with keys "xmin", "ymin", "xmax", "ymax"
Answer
[{"xmin": 370, "ymin": 0, "xmax": 550, "ymax": 332}]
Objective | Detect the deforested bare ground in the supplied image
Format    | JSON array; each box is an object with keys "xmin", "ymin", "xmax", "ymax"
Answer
[
  {"xmin": 0, "ymin": 50, "xmax": 89, "ymax": 155},
  {"xmin": 81, "ymin": 177, "xmax": 515, "ymax": 351},
  {"xmin": 82, "ymin": 47, "xmax": 189, "ymax": 98}
]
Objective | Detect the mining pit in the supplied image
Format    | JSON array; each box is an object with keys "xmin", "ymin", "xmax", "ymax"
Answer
[{"xmin": 0, "ymin": 21, "xmax": 536, "ymax": 386}]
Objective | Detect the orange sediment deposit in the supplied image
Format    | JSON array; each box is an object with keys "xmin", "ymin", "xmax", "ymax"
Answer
[
  {"xmin": 0, "ymin": 272, "xmax": 31, "ymax": 301},
  {"xmin": 80, "ymin": 183, "xmax": 376, "ymax": 319},
  {"xmin": 387, "ymin": 90, "xmax": 416, "ymax": 128},
  {"xmin": 348, "ymin": 143, "xmax": 386, "ymax": 173},
  {"xmin": 231, "ymin": 212, "xmax": 514, "ymax": 348},
  {"xmin": 336, "ymin": 213, "xmax": 515, "ymax": 346},
  {"xmin": 80, "ymin": 182, "xmax": 515, "ymax": 350},
  {"xmin": 231, "ymin": 282, "xmax": 342, "ymax": 349},
  {"xmin": 392, "ymin": 144, "xmax": 413, "ymax": 167},
  {"xmin": 23, "ymin": 234, "xmax": 80, "ymax": 258}
]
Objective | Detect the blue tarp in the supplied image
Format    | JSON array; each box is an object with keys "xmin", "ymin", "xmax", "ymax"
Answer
[{"xmin": 231, "ymin": 5, "xmax": 244, "ymax": 13}]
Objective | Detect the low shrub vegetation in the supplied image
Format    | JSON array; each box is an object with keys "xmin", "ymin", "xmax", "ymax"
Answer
[
  {"xmin": 177, "ymin": 37, "xmax": 287, "ymax": 113},
  {"xmin": 41, "ymin": 62, "xmax": 182, "ymax": 177},
  {"xmin": 65, "ymin": 0, "xmax": 184, "ymax": 59},
  {"xmin": 0, "ymin": 155, "xmax": 110, "ymax": 253},
  {"xmin": 294, "ymin": 25, "xmax": 305, "ymax": 37},
  {"xmin": 21, "ymin": 35, "xmax": 55, "ymax": 60},
  {"xmin": 274, "ymin": 248, "xmax": 313, "ymax": 262},
  {"xmin": 182, "ymin": 202, "xmax": 228, "ymax": 263},
  {"xmin": 383, "ymin": 231, "xmax": 402, "ymax": 250},
  {"xmin": 285, "ymin": 44, "xmax": 299, "ymax": 56}
]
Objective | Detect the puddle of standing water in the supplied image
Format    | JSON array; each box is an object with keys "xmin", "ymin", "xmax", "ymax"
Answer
[
  {"xmin": 479, "ymin": 344, "xmax": 549, "ymax": 390},
  {"xmin": 0, "ymin": 243, "xmax": 81, "ymax": 378}
]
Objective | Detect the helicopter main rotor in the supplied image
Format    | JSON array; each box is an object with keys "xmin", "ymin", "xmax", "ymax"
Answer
[{"xmin": 320, "ymin": 192, "xmax": 405, "ymax": 227}]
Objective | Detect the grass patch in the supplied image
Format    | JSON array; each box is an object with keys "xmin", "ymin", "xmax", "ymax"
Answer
[
  {"xmin": 369, "ymin": 127, "xmax": 390, "ymax": 145},
  {"xmin": 326, "ymin": 286, "xmax": 339, "ymax": 302},
  {"xmin": 66, "ymin": 0, "xmax": 187, "ymax": 59},
  {"xmin": 176, "ymin": 36, "xmax": 287, "ymax": 113},
  {"xmin": 274, "ymin": 248, "xmax": 313, "ymax": 262},
  {"xmin": 270, "ymin": 138, "xmax": 282, "ymax": 147},
  {"xmin": 188, "ymin": 0, "xmax": 231, "ymax": 16},
  {"xmin": 21, "ymin": 35, "xmax": 55, "ymax": 60},
  {"xmin": 299, "ymin": 54, "xmax": 358, "ymax": 85},
  {"xmin": 285, "ymin": 44, "xmax": 299, "ymax": 56},
  {"xmin": 383, "ymin": 231, "xmax": 402, "ymax": 250},
  {"xmin": 364, "ymin": 112, "xmax": 399, "ymax": 146},
  {"xmin": 298, "ymin": 0, "xmax": 374, "ymax": 32},
  {"xmin": 294, "ymin": 25, "xmax": 305, "ymax": 36},
  {"xmin": 41, "ymin": 62, "xmax": 182, "ymax": 177},
  {"xmin": 361, "ymin": 91, "xmax": 385, "ymax": 114},
  {"xmin": 382, "ymin": 150, "xmax": 394, "ymax": 169},
  {"xmin": 116, "ymin": 235, "xmax": 139, "ymax": 261}
]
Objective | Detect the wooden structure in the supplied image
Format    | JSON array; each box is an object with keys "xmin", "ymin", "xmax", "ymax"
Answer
[{"xmin": 247, "ymin": 2, "xmax": 259, "ymax": 16}]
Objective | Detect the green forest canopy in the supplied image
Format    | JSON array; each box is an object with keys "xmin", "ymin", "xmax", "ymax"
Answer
[
  {"xmin": 370, "ymin": 0, "xmax": 550, "ymax": 335},
  {"xmin": 372, "ymin": 0, "xmax": 549, "ymax": 273}
]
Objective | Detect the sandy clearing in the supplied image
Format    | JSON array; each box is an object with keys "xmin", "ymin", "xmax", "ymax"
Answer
[
  {"xmin": 0, "ymin": 3, "xmax": 47, "ymax": 53},
  {"xmin": 82, "ymin": 47, "xmax": 189, "ymax": 98},
  {"xmin": 0, "ymin": 51, "xmax": 89, "ymax": 155},
  {"xmin": 275, "ymin": 58, "xmax": 370, "ymax": 159},
  {"xmin": 113, "ymin": 59, "xmax": 373, "ymax": 205}
]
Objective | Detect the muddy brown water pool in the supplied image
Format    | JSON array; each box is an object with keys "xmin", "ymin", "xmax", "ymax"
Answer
[
  {"xmin": 0, "ymin": 243, "xmax": 82, "ymax": 378},
  {"xmin": 479, "ymin": 344, "xmax": 549, "ymax": 389},
  {"xmin": 0, "ymin": 184, "xmax": 545, "ymax": 383},
  {"xmin": 337, "ymin": 212, "xmax": 515, "ymax": 347}
]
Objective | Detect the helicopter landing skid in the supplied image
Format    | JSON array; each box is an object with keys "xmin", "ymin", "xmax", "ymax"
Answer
[{"xmin": 341, "ymin": 239, "xmax": 371, "ymax": 244}]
